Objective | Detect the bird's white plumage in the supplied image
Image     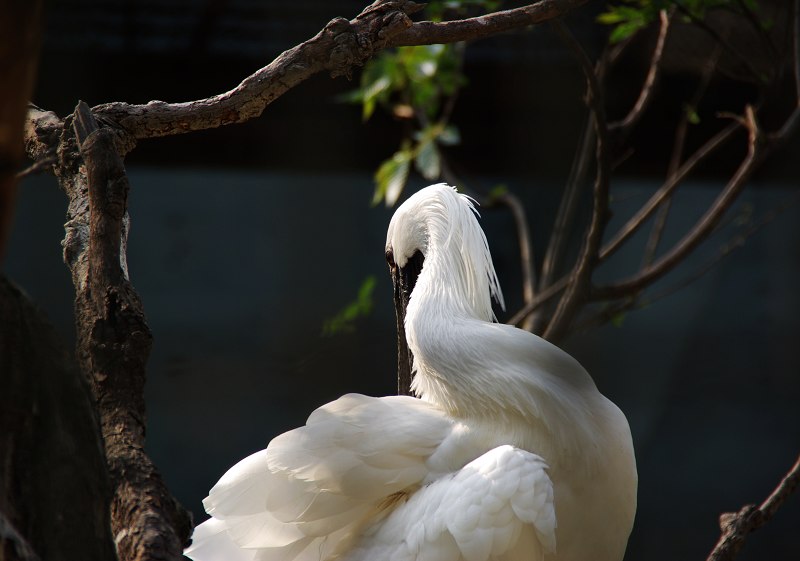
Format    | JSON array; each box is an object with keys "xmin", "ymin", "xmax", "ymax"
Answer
[
  {"xmin": 185, "ymin": 184, "xmax": 637, "ymax": 561},
  {"xmin": 343, "ymin": 445, "xmax": 555, "ymax": 561}
]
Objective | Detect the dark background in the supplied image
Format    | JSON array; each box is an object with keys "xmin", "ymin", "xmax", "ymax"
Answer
[{"xmin": 7, "ymin": 1, "xmax": 800, "ymax": 560}]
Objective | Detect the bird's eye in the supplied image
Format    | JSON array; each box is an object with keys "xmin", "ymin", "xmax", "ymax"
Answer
[{"xmin": 386, "ymin": 249, "xmax": 396, "ymax": 269}]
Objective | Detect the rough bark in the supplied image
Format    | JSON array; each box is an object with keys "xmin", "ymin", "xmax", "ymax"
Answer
[
  {"xmin": 55, "ymin": 102, "xmax": 192, "ymax": 561},
  {"xmin": 82, "ymin": 0, "xmax": 589, "ymax": 146},
  {"xmin": 0, "ymin": 276, "xmax": 116, "ymax": 561}
]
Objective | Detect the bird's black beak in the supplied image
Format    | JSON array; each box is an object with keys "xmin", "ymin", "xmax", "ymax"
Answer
[{"xmin": 387, "ymin": 249, "xmax": 424, "ymax": 396}]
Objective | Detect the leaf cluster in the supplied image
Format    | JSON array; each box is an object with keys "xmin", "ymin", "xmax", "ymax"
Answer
[
  {"xmin": 344, "ymin": 0, "xmax": 501, "ymax": 206},
  {"xmin": 597, "ymin": 0, "xmax": 767, "ymax": 43}
]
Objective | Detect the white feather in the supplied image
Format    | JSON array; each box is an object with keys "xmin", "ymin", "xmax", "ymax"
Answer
[{"xmin": 186, "ymin": 184, "xmax": 637, "ymax": 561}]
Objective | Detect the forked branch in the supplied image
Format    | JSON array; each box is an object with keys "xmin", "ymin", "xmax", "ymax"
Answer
[{"xmin": 82, "ymin": 0, "xmax": 590, "ymax": 146}]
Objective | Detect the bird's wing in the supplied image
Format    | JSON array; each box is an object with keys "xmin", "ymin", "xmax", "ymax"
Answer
[
  {"xmin": 185, "ymin": 393, "xmax": 455, "ymax": 561},
  {"xmin": 343, "ymin": 444, "xmax": 556, "ymax": 561}
]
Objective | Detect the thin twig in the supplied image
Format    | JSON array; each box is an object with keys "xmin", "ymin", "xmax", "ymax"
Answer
[
  {"xmin": 594, "ymin": 107, "xmax": 762, "ymax": 300},
  {"xmin": 673, "ymin": 3, "xmax": 764, "ymax": 82},
  {"xmin": 16, "ymin": 153, "xmax": 56, "ymax": 179},
  {"xmin": 600, "ymin": 122, "xmax": 740, "ymax": 262},
  {"xmin": 642, "ymin": 43, "xmax": 721, "ymax": 267},
  {"xmin": 538, "ymin": 113, "xmax": 594, "ymax": 299},
  {"xmin": 646, "ymin": 191, "xmax": 800, "ymax": 306},
  {"xmin": 544, "ymin": 21, "xmax": 610, "ymax": 343},
  {"xmin": 609, "ymin": 9, "xmax": 671, "ymax": 135},
  {"xmin": 508, "ymin": 275, "xmax": 570, "ymax": 327},
  {"xmin": 494, "ymin": 191, "xmax": 536, "ymax": 329}
]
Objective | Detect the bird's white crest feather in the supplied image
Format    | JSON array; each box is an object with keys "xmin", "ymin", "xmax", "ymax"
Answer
[{"xmin": 386, "ymin": 184, "xmax": 504, "ymax": 321}]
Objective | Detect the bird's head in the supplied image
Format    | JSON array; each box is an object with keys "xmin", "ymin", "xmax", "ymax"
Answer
[{"xmin": 385, "ymin": 184, "xmax": 504, "ymax": 395}]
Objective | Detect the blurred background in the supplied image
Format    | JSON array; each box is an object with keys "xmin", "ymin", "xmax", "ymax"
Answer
[{"xmin": 6, "ymin": 0, "xmax": 800, "ymax": 560}]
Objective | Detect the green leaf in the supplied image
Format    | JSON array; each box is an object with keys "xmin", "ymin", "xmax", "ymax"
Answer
[
  {"xmin": 437, "ymin": 125, "xmax": 461, "ymax": 146},
  {"xmin": 609, "ymin": 19, "xmax": 647, "ymax": 43},
  {"xmin": 322, "ymin": 276, "xmax": 377, "ymax": 336},
  {"xmin": 415, "ymin": 139, "xmax": 441, "ymax": 181},
  {"xmin": 487, "ymin": 183, "xmax": 508, "ymax": 203},
  {"xmin": 597, "ymin": 11, "xmax": 626, "ymax": 24},
  {"xmin": 361, "ymin": 75, "xmax": 392, "ymax": 120},
  {"xmin": 683, "ymin": 104, "xmax": 701, "ymax": 124},
  {"xmin": 374, "ymin": 147, "xmax": 412, "ymax": 206}
]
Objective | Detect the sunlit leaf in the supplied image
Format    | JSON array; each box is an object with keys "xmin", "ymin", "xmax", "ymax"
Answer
[
  {"xmin": 438, "ymin": 125, "xmax": 461, "ymax": 146},
  {"xmin": 374, "ymin": 147, "xmax": 413, "ymax": 206},
  {"xmin": 415, "ymin": 139, "xmax": 441, "ymax": 181},
  {"xmin": 361, "ymin": 75, "xmax": 392, "ymax": 120},
  {"xmin": 487, "ymin": 183, "xmax": 508, "ymax": 203}
]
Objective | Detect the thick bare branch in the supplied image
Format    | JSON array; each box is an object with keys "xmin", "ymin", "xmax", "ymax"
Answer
[
  {"xmin": 706, "ymin": 454, "xmax": 800, "ymax": 561},
  {"xmin": 91, "ymin": 3, "xmax": 422, "ymax": 142},
  {"xmin": 390, "ymin": 0, "xmax": 590, "ymax": 46},
  {"xmin": 78, "ymin": 0, "xmax": 588, "ymax": 145},
  {"xmin": 68, "ymin": 101, "xmax": 192, "ymax": 561}
]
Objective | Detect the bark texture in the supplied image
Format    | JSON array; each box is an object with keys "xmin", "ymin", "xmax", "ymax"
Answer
[
  {"xmin": 56, "ymin": 102, "xmax": 193, "ymax": 561},
  {"xmin": 0, "ymin": 276, "xmax": 115, "ymax": 561}
]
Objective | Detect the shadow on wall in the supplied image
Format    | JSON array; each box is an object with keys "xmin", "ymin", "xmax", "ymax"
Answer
[{"xmin": 6, "ymin": 168, "xmax": 800, "ymax": 561}]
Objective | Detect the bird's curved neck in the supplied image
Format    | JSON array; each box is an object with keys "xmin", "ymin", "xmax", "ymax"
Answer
[{"xmin": 404, "ymin": 245, "xmax": 604, "ymax": 462}]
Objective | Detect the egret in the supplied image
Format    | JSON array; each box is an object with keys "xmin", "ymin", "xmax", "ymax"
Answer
[{"xmin": 185, "ymin": 184, "xmax": 637, "ymax": 561}]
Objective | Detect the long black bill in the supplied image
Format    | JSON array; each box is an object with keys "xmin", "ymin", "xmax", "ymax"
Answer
[{"xmin": 388, "ymin": 250, "xmax": 424, "ymax": 396}]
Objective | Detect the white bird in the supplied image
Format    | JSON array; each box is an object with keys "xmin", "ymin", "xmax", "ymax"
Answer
[{"xmin": 184, "ymin": 184, "xmax": 637, "ymax": 561}]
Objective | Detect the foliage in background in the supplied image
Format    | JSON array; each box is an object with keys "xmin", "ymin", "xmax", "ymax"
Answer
[
  {"xmin": 323, "ymin": 275, "xmax": 376, "ymax": 336},
  {"xmin": 344, "ymin": 0, "xmax": 501, "ymax": 206},
  {"xmin": 598, "ymin": 0, "xmax": 769, "ymax": 44}
]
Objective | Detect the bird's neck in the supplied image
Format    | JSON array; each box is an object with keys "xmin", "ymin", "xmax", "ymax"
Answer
[{"xmin": 405, "ymin": 252, "xmax": 607, "ymax": 463}]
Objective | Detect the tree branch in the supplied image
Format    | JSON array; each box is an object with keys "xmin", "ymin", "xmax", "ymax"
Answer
[
  {"xmin": 706, "ymin": 454, "xmax": 800, "ymax": 561},
  {"xmin": 594, "ymin": 107, "xmax": 762, "ymax": 300},
  {"xmin": 642, "ymin": 42, "xmax": 721, "ymax": 267},
  {"xmin": 599, "ymin": 122, "xmax": 740, "ymax": 262},
  {"xmin": 608, "ymin": 9, "xmax": 671, "ymax": 136},
  {"xmin": 390, "ymin": 0, "xmax": 590, "ymax": 46},
  {"xmin": 535, "ymin": 110, "xmax": 595, "ymax": 333},
  {"xmin": 493, "ymin": 191, "xmax": 536, "ymax": 328},
  {"xmin": 645, "ymin": 191, "xmax": 800, "ymax": 306},
  {"xmin": 69, "ymin": 101, "xmax": 192, "ymax": 561},
  {"xmin": 544, "ymin": 21, "xmax": 610, "ymax": 343},
  {"xmin": 77, "ymin": 0, "xmax": 588, "ymax": 145}
]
